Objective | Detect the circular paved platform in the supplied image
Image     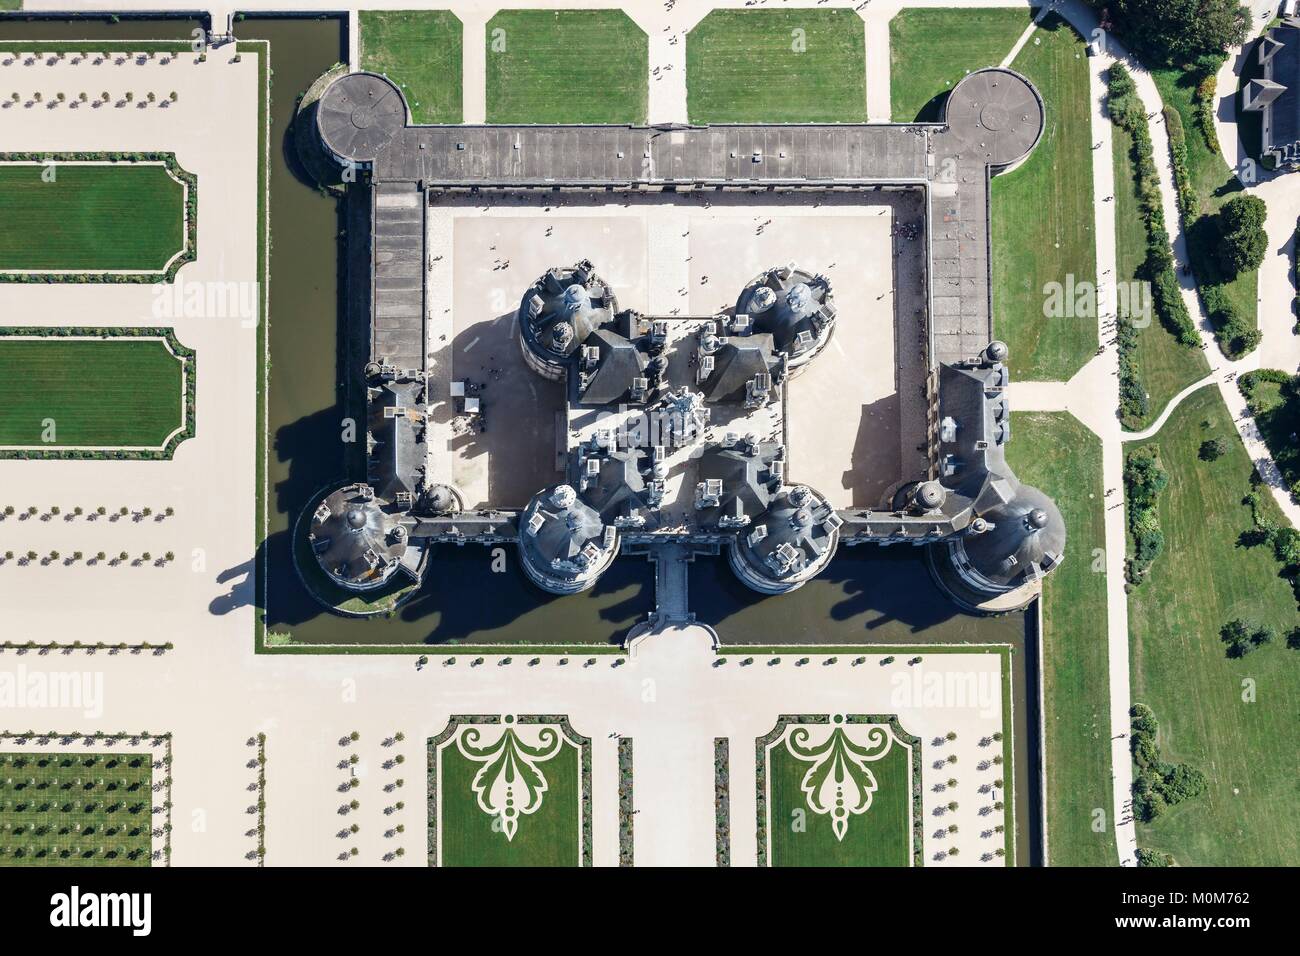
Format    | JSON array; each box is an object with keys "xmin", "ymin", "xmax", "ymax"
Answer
[
  {"xmin": 316, "ymin": 72, "xmax": 409, "ymax": 164},
  {"xmin": 943, "ymin": 68, "xmax": 1045, "ymax": 169}
]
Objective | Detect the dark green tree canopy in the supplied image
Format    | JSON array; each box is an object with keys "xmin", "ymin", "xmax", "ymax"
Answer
[
  {"xmin": 1217, "ymin": 194, "xmax": 1269, "ymax": 277},
  {"xmin": 1098, "ymin": 0, "xmax": 1251, "ymax": 68}
]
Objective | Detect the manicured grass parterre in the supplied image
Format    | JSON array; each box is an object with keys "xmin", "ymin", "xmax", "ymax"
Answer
[
  {"xmin": 1152, "ymin": 67, "xmax": 1259, "ymax": 354},
  {"xmin": 1007, "ymin": 412, "xmax": 1117, "ymax": 866},
  {"xmin": 0, "ymin": 161, "xmax": 185, "ymax": 273},
  {"xmin": 991, "ymin": 15, "xmax": 1098, "ymax": 381},
  {"xmin": 485, "ymin": 10, "xmax": 647, "ymax": 124},
  {"xmin": 686, "ymin": 9, "xmax": 866, "ymax": 123},
  {"xmin": 1111, "ymin": 115, "xmax": 1209, "ymax": 430},
  {"xmin": 0, "ymin": 331, "xmax": 188, "ymax": 449},
  {"xmin": 0, "ymin": 752, "xmax": 153, "ymax": 866},
  {"xmin": 889, "ymin": 7, "xmax": 1034, "ymax": 121},
  {"xmin": 1128, "ymin": 387, "xmax": 1300, "ymax": 865},
  {"xmin": 759, "ymin": 716, "xmax": 918, "ymax": 866},
  {"xmin": 428, "ymin": 717, "xmax": 590, "ymax": 866},
  {"xmin": 359, "ymin": 9, "xmax": 462, "ymax": 124}
]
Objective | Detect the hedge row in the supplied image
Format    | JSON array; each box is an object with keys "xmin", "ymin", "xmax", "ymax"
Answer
[
  {"xmin": 1124, "ymin": 444, "xmax": 1168, "ymax": 586},
  {"xmin": 1162, "ymin": 106, "xmax": 1200, "ymax": 225},
  {"xmin": 713, "ymin": 737, "xmax": 730, "ymax": 867},
  {"xmin": 1130, "ymin": 703, "xmax": 1207, "ymax": 823},
  {"xmin": 617, "ymin": 738, "xmax": 634, "ymax": 867},
  {"xmin": 0, "ymin": 326, "xmax": 197, "ymax": 461},
  {"xmin": 1194, "ymin": 74, "xmax": 1221, "ymax": 156},
  {"xmin": 0, "ymin": 152, "xmax": 197, "ymax": 284},
  {"xmin": 1116, "ymin": 316, "xmax": 1149, "ymax": 426}
]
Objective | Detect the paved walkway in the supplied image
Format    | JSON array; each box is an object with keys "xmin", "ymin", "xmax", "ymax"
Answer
[
  {"xmin": 1001, "ymin": 3, "xmax": 1050, "ymax": 67},
  {"xmin": 1120, "ymin": 376, "xmax": 1216, "ymax": 442},
  {"xmin": 864, "ymin": 6, "xmax": 892, "ymax": 121}
]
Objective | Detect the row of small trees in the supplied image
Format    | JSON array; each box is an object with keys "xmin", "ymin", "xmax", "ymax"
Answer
[
  {"xmin": 2, "ymin": 550, "xmax": 176, "ymax": 566},
  {"xmin": 2, "ymin": 505, "xmax": 174, "ymax": 520},
  {"xmin": 4, "ymin": 90, "xmax": 178, "ymax": 105}
]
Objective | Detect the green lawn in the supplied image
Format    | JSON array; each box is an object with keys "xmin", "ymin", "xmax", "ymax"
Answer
[
  {"xmin": 0, "ymin": 752, "xmax": 153, "ymax": 866},
  {"xmin": 686, "ymin": 9, "xmax": 866, "ymax": 123},
  {"xmin": 0, "ymin": 163, "xmax": 185, "ymax": 272},
  {"xmin": 1111, "ymin": 116, "xmax": 1209, "ymax": 430},
  {"xmin": 1152, "ymin": 67, "xmax": 1258, "ymax": 346},
  {"xmin": 485, "ymin": 10, "xmax": 647, "ymax": 124},
  {"xmin": 764, "ymin": 720, "xmax": 915, "ymax": 866},
  {"xmin": 1128, "ymin": 388, "xmax": 1300, "ymax": 865},
  {"xmin": 991, "ymin": 15, "xmax": 1097, "ymax": 381},
  {"xmin": 436, "ymin": 734, "xmax": 582, "ymax": 866},
  {"xmin": 1007, "ymin": 412, "xmax": 1117, "ymax": 866},
  {"xmin": 0, "ymin": 338, "xmax": 184, "ymax": 446},
  {"xmin": 358, "ymin": 10, "xmax": 462, "ymax": 124},
  {"xmin": 889, "ymin": 7, "xmax": 1034, "ymax": 121}
]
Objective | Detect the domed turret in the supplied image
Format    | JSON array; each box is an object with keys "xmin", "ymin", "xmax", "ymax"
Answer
[
  {"xmin": 734, "ymin": 265, "xmax": 835, "ymax": 373},
  {"xmin": 517, "ymin": 260, "xmax": 620, "ymax": 380},
  {"xmin": 939, "ymin": 483, "xmax": 1065, "ymax": 603},
  {"xmin": 728, "ymin": 484, "xmax": 842, "ymax": 594},
  {"xmin": 418, "ymin": 483, "xmax": 463, "ymax": 516},
  {"xmin": 518, "ymin": 484, "xmax": 619, "ymax": 594},
  {"xmin": 308, "ymin": 482, "xmax": 408, "ymax": 591}
]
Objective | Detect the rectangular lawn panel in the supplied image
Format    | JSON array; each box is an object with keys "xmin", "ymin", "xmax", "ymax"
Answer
[
  {"xmin": 1008, "ymin": 412, "xmax": 1117, "ymax": 866},
  {"xmin": 0, "ymin": 752, "xmax": 153, "ymax": 866},
  {"xmin": 359, "ymin": 9, "xmax": 463, "ymax": 124},
  {"xmin": 0, "ymin": 337, "xmax": 183, "ymax": 447},
  {"xmin": 0, "ymin": 162, "xmax": 185, "ymax": 272},
  {"xmin": 485, "ymin": 10, "xmax": 647, "ymax": 124},
  {"xmin": 991, "ymin": 15, "xmax": 1097, "ymax": 381},
  {"xmin": 686, "ymin": 9, "xmax": 866, "ymax": 124},
  {"xmin": 889, "ymin": 7, "xmax": 1034, "ymax": 122},
  {"xmin": 1128, "ymin": 388, "xmax": 1300, "ymax": 865}
]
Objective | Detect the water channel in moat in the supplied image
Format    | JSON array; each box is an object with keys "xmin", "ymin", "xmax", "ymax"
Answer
[{"xmin": 0, "ymin": 11, "xmax": 1041, "ymax": 864}]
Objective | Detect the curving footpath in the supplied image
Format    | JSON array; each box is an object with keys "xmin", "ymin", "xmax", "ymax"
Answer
[{"xmin": 1119, "ymin": 375, "xmax": 1216, "ymax": 443}]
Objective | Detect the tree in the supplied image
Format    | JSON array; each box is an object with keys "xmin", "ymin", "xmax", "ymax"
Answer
[
  {"xmin": 1217, "ymin": 195, "xmax": 1268, "ymax": 278},
  {"xmin": 1274, "ymin": 527, "xmax": 1300, "ymax": 567},
  {"xmin": 1096, "ymin": 0, "xmax": 1251, "ymax": 68},
  {"xmin": 1137, "ymin": 847, "xmax": 1174, "ymax": 867},
  {"xmin": 1198, "ymin": 437, "xmax": 1228, "ymax": 461},
  {"xmin": 1215, "ymin": 304, "xmax": 1261, "ymax": 359},
  {"xmin": 1220, "ymin": 618, "xmax": 1258, "ymax": 658}
]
